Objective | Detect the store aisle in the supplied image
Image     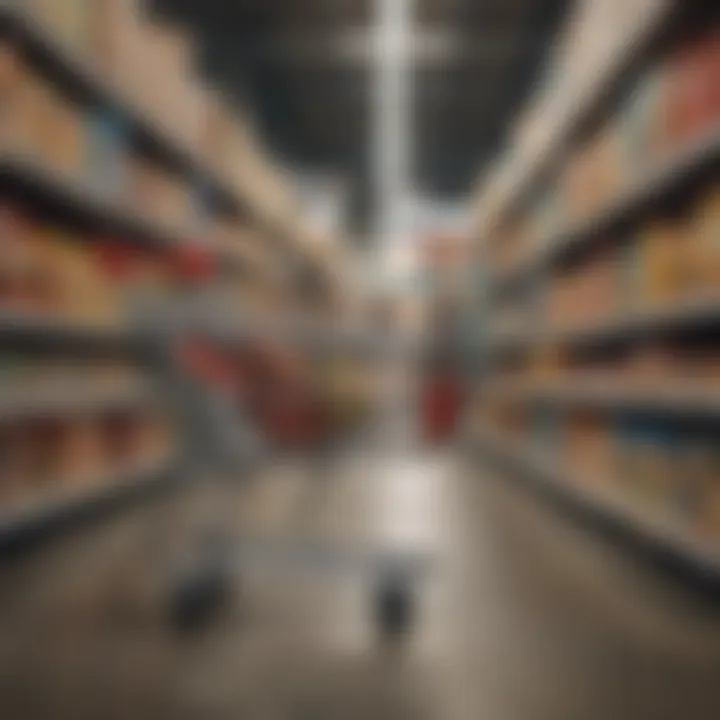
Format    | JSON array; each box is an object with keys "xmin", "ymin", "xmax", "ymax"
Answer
[{"xmin": 0, "ymin": 450, "xmax": 719, "ymax": 720}]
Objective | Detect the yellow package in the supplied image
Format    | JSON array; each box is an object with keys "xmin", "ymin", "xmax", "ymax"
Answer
[
  {"xmin": 691, "ymin": 185, "xmax": 720, "ymax": 297},
  {"xmin": 637, "ymin": 221, "xmax": 687, "ymax": 305}
]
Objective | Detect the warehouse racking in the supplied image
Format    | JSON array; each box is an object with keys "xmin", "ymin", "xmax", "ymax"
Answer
[
  {"xmin": 0, "ymin": 0, "xmax": 350, "ymax": 551},
  {"xmin": 470, "ymin": 0, "xmax": 720, "ymax": 583}
]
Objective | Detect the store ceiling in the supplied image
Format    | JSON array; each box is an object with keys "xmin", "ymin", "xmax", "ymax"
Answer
[{"xmin": 151, "ymin": 0, "xmax": 569, "ymax": 237}]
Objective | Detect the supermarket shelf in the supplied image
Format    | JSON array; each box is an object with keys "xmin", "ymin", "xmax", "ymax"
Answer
[
  {"xmin": 0, "ymin": 458, "xmax": 177, "ymax": 554},
  {"xmin": 0, "ymin": 3, "xmax": 340, "ymax": 295},
  {"xmin": 0, "ymin": 306, "xmax": 403, "ymax": 357},
  {"xmin": 209, "ymin": 314, "xmax": 421, "ymax": 355},
  {"xmin": 0, "ymin": 2, "xmax": 246, "ymax": 218},
  {"xmin": 0, "ymin": 309, "xmax": 135, "ymax": 352},
  {"xmin": 489, "ymin": 297, "xmax": 720, "ymax": 355},
  {"xmin": 478, "ymin": 0, "xmax": 676, "ymax": 241},
  {"xmin": 0, "ymin": 152, "xmax": 198, "ymax": 252},
  {"xmin": 556, "ymin": 297, "xmax": 720, "ymax": 347},
  {"xmin": 0, "ymin": 383, "xmax": 151, "ymax": 421},
  {"xmin": 0, "ymin": 152, "xmax": 271, "ymax": 277},
  {"xmin": 483, "ymin": 381, "xmax": 720, "ymax": 419},
  {"xmin": 491, "ymin": 129, "xmax": 720, "ymax": 297},
  {"xmin": 473, "ymin": 427, "xmax": 720, "ymax": 578}
]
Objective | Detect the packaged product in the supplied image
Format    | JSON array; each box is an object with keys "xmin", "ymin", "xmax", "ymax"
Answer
[
  {"xmin": 593, "ymin": 129, "xmax": 623, "ymax": 207},
  {"xmin": 686, "ymin": 345, "xmax": 720, "ymax": 387},
  {"xmin": 564, "ymin": 143, "xmax": 596, "ymax": 221},
  {"xmin": 126, "ymin": 157, "xmax": 189, "ymax": 227},
  {"xmin": 142, "ymin": 21, "xmax": 193, "ymax": 140},
  {"xmin": 676, "ymin": 430, "xmax": 718, "ymax": 536},
  {"xmin": 615, "ymin": 233, "xmax": 642, "ymax": 312},
  {"xmin": 0, "ymin": 423, "xmax": 26, "ymax": 505},
  {"xmin": 60, "ymin": 418, "xmax": 106, "ymax": 486},
  {"xmin": 624, "ymin": 341, "xmax": 679, "ymax": 387},
  {"xmin": 23, "ymin": 227, "xmax": 68, "ymax": 312},
  {"xmin": 660, "ymin": 45, "xmax": 691, "ymax": 152},
  {"xmin": 676, "ymin": 32, "xmax": 720, "ymax": 142},
  {"xmin": 632, "ymin": 420, "xmax": 681, "ymax": 514},
  {"xmin": 0, "ymin": 62, "xmax": 45, "ymax": 154},
  {"xmin": 584, "ymin": 247, "xmax": 616, "ymax": 322},
  {"xmin": 694, "ymin": 430, "xmax": 720, "ymax": 538},
  {"xmin": 662, "ymin": 31, "xmax": 720, "ymax": 151},
  {"xmin": 613, "ymin": 417, "xmax": 637, "ymax": 494},
  {"xmin": 0, "ymin": 40, "xmax": 21, "ymax": 103},
  {"xmin": 18, "ymin": 78, "xmax": 82, "ymax": 173},
  {"xmin": 49, "ymin": 91, "xmax": 84, "ymax": 176},
  {"xmin": 619, "ymin": 66, "xmax": 666, "ymax": 168},
  {"xmin": 87, "ymin": 0, "xmax": 141, "ymax": 83},
  {"xmin": 565, "ymin": 411, "xmax": 613, "ymax": 484},
  {"xmin": 84, "ymin": 110, "xmax": 128, "ymax": 199},
  {"xmin": 26, "ymin": 0, "xmax": 90, "ymax": 55},
  {"xmin": 44, "ymin": 233, "xmax": 122, "ymax": 323},
  {"xmin": 100, "ymin": 411, "xmax": 141, "ymax": 465},
  {"xmin": 0, "ymin": 207, "xmax": 30, "ymax": 307},
  {"xmin": 689, "ymin": 184, "xmax": 720, "ymax": 296},
  {"xmin": 24, "ymin": 418, "xmax": 66, "ymax": 490},
  {"xmin": 614, "ymin": 417, "xmax": 676, "ymax": 513},
  {"xmin": 635, "ymin": 220, "xmax": 688, "ymax": 305}
]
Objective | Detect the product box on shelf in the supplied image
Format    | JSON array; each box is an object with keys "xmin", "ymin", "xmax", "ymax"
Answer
[
  {"xmin": 661, "ymin": 30, "xmax": 720, "ymax": 153},
  {"xmin": 0, "ymin": 39, "xmax": 21, "ymax": 100},
  {"xmin": 86, "ymin": 0, "xmax": 142, "ymax": 85},
  {"xmin": 0, "ymin": 207, "xmax": 36, "ymax": 310},
  {"xmin": 618, "ymin": 66, "xmax": 666, "ymax": 170},
  {"xmin": 614, "ymin": 416, "xmax": 685, "ymax": 516},
  {"xmin": 84, "ymin": 109, "xmax": 128, "ymax": 200},
  {"xmin": 58, "ymin": 417, "xmax": 108, "ymax": 486},
  {"xmin": 0, "ymin": 423, "xmax": 26, "ymax": 505},
  {"xmin": 24, "ymin": 0, "xmax": 91, "ymax": 56},
  {"xmin": 0, "ymin": 59, "xmax": 43, "ymax": 155},
  {"xmin": 0, "ymin": 55, "xmax": 85, "ymax": 176},
  {"xmin": 125, "ymin": 155, "xmax": 192, "ymax": 229},
  {"xmin": 563, "ymin": 410, "xmax": 613, "ymax": 483},
  {"xmin": 622, "ymin": 340, "xmax": 679, "ymax": 387},
  {"xmin": 143, "ymin": 20, "xmax": 195, "ymax": 144},
  {"xmin": 634, "ymin": 220, "xmax": 689, "ymax": 306},
  {"xmin": 43, "ymin": 86, "xmax": 84, "ymax": 176},
  {"xmin": 99, "ymin": 409, "xmax": 165, "ymax": 465},
  {"xmin": 117, "ymin": 11, "xmax": 170, "ymax": 128},
  {"xmin": 690, "ymin": 184, "xmax": 720, "ymax": 296},
  {"xmin": 675, "ymin": 338, "xmax": 720, "ymax": 387},
  {"xmin": 675, "ymin": 428, "xmax": 720, "ymax": 537}
]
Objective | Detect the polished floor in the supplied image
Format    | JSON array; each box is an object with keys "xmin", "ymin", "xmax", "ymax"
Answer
[{"xmin": 1, "ymin": 447, "xmax": 719, "ymax": 720}]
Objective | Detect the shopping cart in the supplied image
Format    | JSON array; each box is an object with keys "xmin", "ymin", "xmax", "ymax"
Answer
[{"xmin": 140, "ymin": 303, "xmax": 429, "ymax": 639}]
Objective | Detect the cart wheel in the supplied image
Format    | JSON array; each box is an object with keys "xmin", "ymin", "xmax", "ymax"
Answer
[
  {"xmin": 373, "ymin": 575, "xmax": 414, "ymax": 639},
  {"xmin": 168, "ymin": 564, "xmax": 231, "ymax": 633}
]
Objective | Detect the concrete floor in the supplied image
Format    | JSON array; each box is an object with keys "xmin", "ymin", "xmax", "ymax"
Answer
[{"xmin": 1, "ymin": 448, "xmax": 719, "ymax": 720}]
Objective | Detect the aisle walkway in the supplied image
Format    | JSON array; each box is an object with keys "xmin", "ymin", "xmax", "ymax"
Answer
[{"xmin": 1, "ymin": 449, "xmax": 719, "ymax": 719}]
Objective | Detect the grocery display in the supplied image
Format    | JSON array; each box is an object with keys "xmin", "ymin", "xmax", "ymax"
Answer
[
  {"xmin": 0, "ymin": 0, "xmax": 351, "ymax": 548},
  {"xmin": 472, "ymin": 2, "xmax": 720, "ymax": 573}
]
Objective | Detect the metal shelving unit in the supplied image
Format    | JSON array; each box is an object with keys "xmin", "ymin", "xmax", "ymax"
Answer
[
  {"xmin": 0, "ymin": 309, "xmax": 137, "ymax": 351},
  {"xmin": 0, "ymin": 0, "xmax": 244, "ymax": 217},
  {"xmin": 490, "ymin": 129, "xmax": 720, "ymax": 299},
  {"xmin": 481, "ymin": 381, "xmax": 720, "ymax": 419},
  {"xmin": 472, "ymin": 0, "xmax": 720, "ymax": 582},
  {"xmin": 0, "ymin": 153, "xmax": 199, "ymax": 251},
  {"xmin": 0, "ymin": 382, "xmax": 151, "ymax": 421},
  {"xmin": 474, "ymin": 0, "xmax": 676, "ymax": 244},
  {"xmin": 0, "ymin": 1, "xmax": 326, "ymax": 552},
  {"xmin": 474, "ymin": 428, "xmax": 720, "ymax": 578},
  {"xmin": 0, "ymin": 458, "xmax": 176, "ymax": 552},
  {"xmin": 488, "ymin": 297, "xmax": 720, "ymax": 355}
]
